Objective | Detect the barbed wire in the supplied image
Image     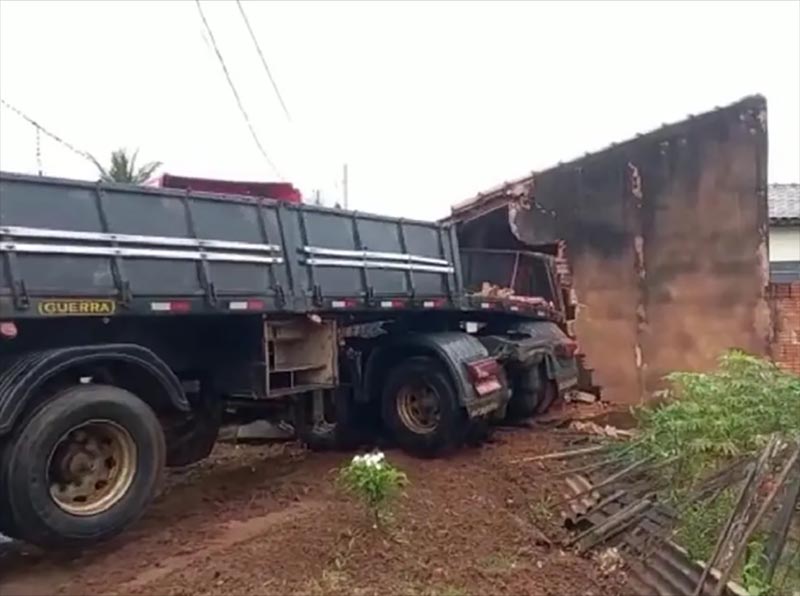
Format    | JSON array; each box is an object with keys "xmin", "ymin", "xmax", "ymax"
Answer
[
  {"xmin": 35, "ymin": 124, "xmax": 42, "ymax": 175},
  {"xmin": 0, "ymin": 98, "xmax": 102, "ymax": 172}
]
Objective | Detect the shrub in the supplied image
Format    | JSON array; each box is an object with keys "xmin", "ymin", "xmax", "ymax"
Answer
[
  {"xmin": 631, "ymin": 350, "xmax": 800, "ymax": 489},
  {"xmin": 622, "ymin": 350, "xmax": 800, "ymax": 589}
]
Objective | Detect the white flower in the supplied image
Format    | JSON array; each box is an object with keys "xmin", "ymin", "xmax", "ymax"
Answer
[
  {"xmin": 351, "ymin": 451, "xmax": 387, "ymax": 469},
  {"xmin": 367, "ymin": 452, "xmax": 386, "ymax": 467}
]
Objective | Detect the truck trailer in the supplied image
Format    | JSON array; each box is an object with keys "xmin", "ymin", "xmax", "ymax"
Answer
[{"xmin": 0, "ymin": 171, "xmax": 577, "ymax": 548}]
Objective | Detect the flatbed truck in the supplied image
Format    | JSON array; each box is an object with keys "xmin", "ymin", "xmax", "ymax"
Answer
[{"xmin": 0, "ymin": 171, "xmax": 577, "ymax": 548}]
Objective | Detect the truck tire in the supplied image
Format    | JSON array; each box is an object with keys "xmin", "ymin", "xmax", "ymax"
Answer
[
  {"xmin": 507, "ymin": 367, "xmax": 541, "ymax": 420},
  {"xmin": 465, "ymin": 415, "xmax": 492, "ymax": 446},
  {"xmin": 294, "ymin": 388, "xmax": 359, "ymax": 451},
  {"xmin": 536, "ymin": 370, "xmax": 559, "ymax": 414},
  {"xmin": 165, "ymin": 387, "xmax": 222, "ymax": 467},
  {"xmin": 0, "ymin": 384, "xmax": 165, "ymax": 548},
  {"xmin": 0, "ymin": 477, "xmax": 19, "ymax": 540},
  {"xmin": 381, "ymin": 356, "xmax": 467, "ymax": 457}
]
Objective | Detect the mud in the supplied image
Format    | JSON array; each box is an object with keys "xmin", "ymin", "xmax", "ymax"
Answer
[{"xmin": 0, "ymin": 431, "xmax": 631, "ymax": 595}]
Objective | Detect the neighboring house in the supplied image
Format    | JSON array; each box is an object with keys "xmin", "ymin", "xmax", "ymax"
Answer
[{"xmin": 769, "ymin": 184, "xmax": 800, "ymax": 282}]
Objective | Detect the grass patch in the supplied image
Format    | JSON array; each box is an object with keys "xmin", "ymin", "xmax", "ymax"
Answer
[
  {"xmin": 528, "ymin": 494, "xmax": 555, "ymax": 525},
  {"xmin": 305, "ymin": 569, "xmax": 350, "ymax": 595},
  {"xmin": 482, "ymin": 552, "xmax": 519, "ymax": 574},
  {"xmin": 741, "ymin": 539, "xmax": 772, "ymax": 596},
  {"xmin": 423, "ymin": 586, "xmax": 468, "ymax": 596},
  {"xmin": 672, "ymin": 487, "xmax": 737, "ymax": 560}
]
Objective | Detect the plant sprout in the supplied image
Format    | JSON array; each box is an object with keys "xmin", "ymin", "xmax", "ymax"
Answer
[{"xmin": 337, "ymin": 451, "xmax": 408, "ymax": 528}]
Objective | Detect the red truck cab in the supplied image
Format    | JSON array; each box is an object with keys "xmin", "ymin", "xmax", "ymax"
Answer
[{"xmin": 149, "ymin": 173, "xmax": 302, "ymax": 203}]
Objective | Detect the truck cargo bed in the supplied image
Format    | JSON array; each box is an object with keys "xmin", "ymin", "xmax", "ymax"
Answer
[{"xmin": 0, "ymin": 172, "xmax": 557, "ymax": 321}]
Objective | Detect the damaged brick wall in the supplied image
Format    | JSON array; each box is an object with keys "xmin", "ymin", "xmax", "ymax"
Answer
[
  {"xmin": 453, "ymin": 96, "xmax": 771, "ymax": 403},
  {"xmin": 769, "ymin": 282, "xmax": 800, "ymax": 375}
]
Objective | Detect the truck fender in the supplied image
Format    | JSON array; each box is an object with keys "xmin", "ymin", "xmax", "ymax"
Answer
[
  {"xmin": 540, "ymin": 353, "xmax": 557, "ymax": 379},
  {"xmin": 0, "ymin": 344, "xmax": 189, "ymax": 436},
  {"xmin": 498, "ymin": 320, "xmax": 578, "ymax": 389},
  {"xmin": 362, "ymin": 331, "xmax": 508, "ymax": 415}
]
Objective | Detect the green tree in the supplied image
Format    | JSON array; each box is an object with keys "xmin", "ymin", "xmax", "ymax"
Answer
[{"xmin": 92, "ymin": 148, "xmax": 162, "ymax": 184}]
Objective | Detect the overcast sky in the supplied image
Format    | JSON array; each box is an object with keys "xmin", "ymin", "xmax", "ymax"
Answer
[{"xmin": 0, "ymin": 0, "xmax": 798, "ymax": 220}]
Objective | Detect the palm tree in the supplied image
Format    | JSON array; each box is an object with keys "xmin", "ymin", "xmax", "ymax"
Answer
[{"xmin": 92, "ymin": 148, "xmax": 162, "ymax": 184}]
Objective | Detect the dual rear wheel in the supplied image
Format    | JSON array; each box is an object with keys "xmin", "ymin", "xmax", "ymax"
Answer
[
  {"xmin": 295, "ymin": 356, "xmax": 472, "ymax": 457},
  {"xmin": 296, "ymin": 357, "xmax": 466, "ymax": 457},
  {"xmin": 299, "ymin": 357, "xmax": 557, "ymax": 457}
]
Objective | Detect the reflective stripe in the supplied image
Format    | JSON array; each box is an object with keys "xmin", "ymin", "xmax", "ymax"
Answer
[
  {"xmin": 227, "ymin": 300, "xmax": 264, "ymax": 310},
  {"xmin": 304, "ymin": 257, "xmax": 453, "ymax": 274},
  {"xmin": 0, "ymin": 226, "xmax": 281, "ymax": 253},
  {"xmin": 1, "ymin": 242, "xmax": 283, "ymax": 264},
  {"xmin": 302, "ymin": 246, "xmax": 449, "ymax": 266},
  {"xmin": 150, "ymin": 301, "xmax": 191, "ymax": 312}
]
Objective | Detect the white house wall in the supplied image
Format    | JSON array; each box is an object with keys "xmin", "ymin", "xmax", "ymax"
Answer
[{"xmin": 770, "ymin": 227, "xmax": 800, "ymax": 262}]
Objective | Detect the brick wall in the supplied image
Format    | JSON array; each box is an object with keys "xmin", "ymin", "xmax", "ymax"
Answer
[{"xmin": 769, "ymin": 282, "xmax": 800, "ymax": 375}]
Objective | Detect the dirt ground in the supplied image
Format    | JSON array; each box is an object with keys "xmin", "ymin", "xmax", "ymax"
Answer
[{"xmin": 0, "ymin": 424, "xmax": 632, "ymax": 596}]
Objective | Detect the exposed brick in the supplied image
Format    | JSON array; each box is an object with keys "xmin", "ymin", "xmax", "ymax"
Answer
[
  {"xmin": 770, "ymin": 282, "xmax": 800, "ymax": 376},
  {"xmin": 769, "ymin": 281, "xmax": 800, "ymax": 299}
]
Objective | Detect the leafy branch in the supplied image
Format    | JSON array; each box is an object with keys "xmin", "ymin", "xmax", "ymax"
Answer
[{"xmin": 92, "ymin": 148, "xmax": 162, "ymax": 184}]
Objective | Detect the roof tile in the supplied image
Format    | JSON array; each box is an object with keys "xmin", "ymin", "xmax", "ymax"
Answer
[{"xmin": 769, "ymin": 184, "xmax": 800, "ymax": 221}]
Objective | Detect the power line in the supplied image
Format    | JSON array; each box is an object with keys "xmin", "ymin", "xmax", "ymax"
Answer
[
  {"xmin": 0, "ymin": 97, "xmax": 102, "ymax": 171},
  {"xmin": 236, "ymin": 0, "xmax": 292, "ymax": 123},
  {"xmin": 195, "ymin": 0, "xmax": 281, "ymax": 178}
]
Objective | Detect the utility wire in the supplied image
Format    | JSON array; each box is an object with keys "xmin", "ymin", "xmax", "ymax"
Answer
[
  {"xmin": 0, "ymin": 97, "xmax": 102, "ymax": 170},
  {"xmin": 236, "ymin": 0, "xmax": 292, "ymax": 122},
  {"xmin": 195, "ymin": 0, "xmax": 281, "ymax": 178}
]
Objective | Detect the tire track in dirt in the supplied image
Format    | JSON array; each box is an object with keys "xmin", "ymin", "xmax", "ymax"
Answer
[
  {"xmin": 0, "ymin": 559, "xmax": 71, "ymax": 596},
  {"xmin": 114, "ymin": 500, "xmax": 324, "ymax": 594},
  {"xmin": 0, "ymin": 443, "xmax": 330, "ymax": 596},
  {"xmin": 0, "ymin": 500, "xmax": 325, "ymax": 596}
]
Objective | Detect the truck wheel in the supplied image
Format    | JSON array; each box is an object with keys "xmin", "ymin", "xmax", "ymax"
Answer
[
  {"xmin": 165, "ymin": 388, "xmax": 222, "ymax": 467},
  {"xmin": 295, "ymin": 388, "xmax": 359, "ymax": 451},
  {"xmin": 536, "ymin": 371, "xmax": 559, "ymax": 414},
  {"xmin": 0, "ymin": 384, "xmax": 165, "ymax": 548},
  {"xmin": 465, "ymin": 416, "xmax": 492, "ymax": 446},
  {"xmin": 381, "ymin": 356, "xmax": 466, "ymax": 457},
  {"xmin": 0, "ymin": 465, "xmax": 19, "ymax": 539},
  {"xmin": 507, "ymin": 367, "xmax": 541, "ymax": 420}
]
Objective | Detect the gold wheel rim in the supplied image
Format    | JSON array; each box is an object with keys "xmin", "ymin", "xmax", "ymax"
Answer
[
  {"xmin": 396, "ymin": 384, "xmax": 440, "ymax": 435},
  {"xmin": 48, "ymin": 420, "xmax": 137, "ymax": 516}
]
